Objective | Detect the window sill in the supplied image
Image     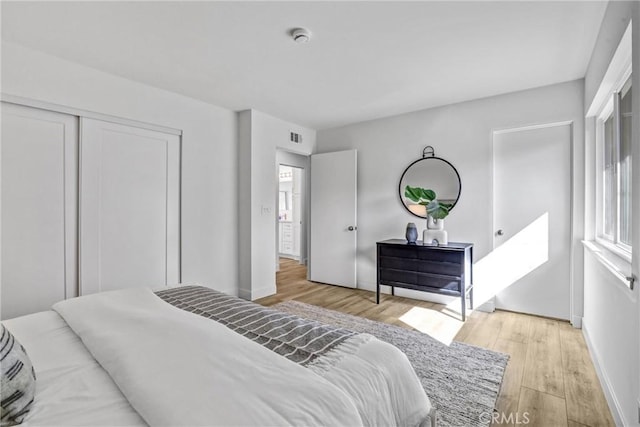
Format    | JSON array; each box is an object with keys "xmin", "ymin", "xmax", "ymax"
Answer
[
  {"xmin": 582, "ymin": 240, "xmax": 634, "ymax": 290},
  {"xmin": 594, "ymin": 237, "xmax": 632, "ymax": 263}
]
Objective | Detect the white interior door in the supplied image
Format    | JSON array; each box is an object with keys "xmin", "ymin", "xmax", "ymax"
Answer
[
  {"xmin": 309, "ymin": 150, "xmax": 357, "ymax": 288},
  {"xmin": 493, "ymin": 123, "xmax": 571, "ymax": 319},
  {"xmin": 80, "ymin": 118, "xmax": 180, "ymax": 294},
  {"xmin": 1, "ymin": 103, "xmax": 78, "ymax": 319}
]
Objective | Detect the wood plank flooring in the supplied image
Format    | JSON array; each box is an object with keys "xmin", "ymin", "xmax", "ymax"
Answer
[{"xmin": 257, "ymin": 258, "xmax": 614, "ymax": 427}]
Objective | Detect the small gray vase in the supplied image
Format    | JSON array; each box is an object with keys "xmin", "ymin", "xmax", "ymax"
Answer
[{"xmin": 405, "ymin": 222, "xmax": 418, "ymax": 244}]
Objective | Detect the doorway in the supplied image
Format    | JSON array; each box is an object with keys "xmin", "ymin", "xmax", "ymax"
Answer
[
  {"xmin": 278, "ymin": 165, "xmax": 304, "ymax": 262},
  {"xmin": 276, "ymin": 150, "xmax": 310, "ymax": 279}
]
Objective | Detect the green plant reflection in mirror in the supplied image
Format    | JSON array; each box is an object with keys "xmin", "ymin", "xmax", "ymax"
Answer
[{"xmin": 404, "ymin": 185, "xmax": 453, "ymax": 220}]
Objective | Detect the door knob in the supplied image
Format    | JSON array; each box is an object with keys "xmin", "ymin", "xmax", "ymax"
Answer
[
  {"xmin": 348, "ymin": 226, "xmax": 357, "ymax": 231},
  {"xmin": 496, "ymin": 229, "xmax": 504, "ymax": 236}
]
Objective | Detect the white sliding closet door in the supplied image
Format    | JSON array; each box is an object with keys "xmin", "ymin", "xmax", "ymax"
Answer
[
  {"xmin": 1, "ymin": 103, "xmax": 78, "ymax": 320},
  {"xmin": 80, "ymin": 118, "xmax": 180, "ymax": 294}
]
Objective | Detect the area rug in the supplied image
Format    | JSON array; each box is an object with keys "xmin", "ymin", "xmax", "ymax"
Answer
[{"xmin": 273, "ymin": 301, "xmax": 509, "ymax": 427}]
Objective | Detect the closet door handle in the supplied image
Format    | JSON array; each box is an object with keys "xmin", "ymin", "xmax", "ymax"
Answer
[{"xmin": 347, "ymin": 226, "xmax": 357, "ymax": 231}]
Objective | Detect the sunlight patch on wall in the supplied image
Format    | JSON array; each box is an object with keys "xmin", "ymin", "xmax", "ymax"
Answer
[{"xmin": 473, "ymin": 212, "xmax": 550, "ymax": 308}]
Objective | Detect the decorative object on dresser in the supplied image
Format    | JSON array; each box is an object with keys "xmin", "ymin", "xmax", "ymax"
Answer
[
  {"xmin": 376, "ymin": 239, "xmax": 473, "ymax": 320},
  {"xmin": 405, "ymin": 222, "xmax": 418, "ymax": 244},
  {"xmin": 399, "ymin": 146, "xmax": 461, "ymax": 245},
  {"xmin": 405, "ymin": 185, "xmax": 451, "ymax": 245},
  {"xmin": 424, "ymin": 214, "xmax": 448, "ymax": 245}
]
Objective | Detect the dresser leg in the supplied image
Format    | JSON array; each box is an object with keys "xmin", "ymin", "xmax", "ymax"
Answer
[
  {"xmin": 469, "ymin": 288, "xmax": 474, "ymax": 310},
  {"xmin": 376, "ymin": 283, "xmax": 380, "ymax": 304},
  {"xmin": 461, "ymin": 296, "xmax": 466, "ymax": 322},
  {"xmin": 391, "ymin": 286, "xmax": 394, "ymax": 296}
]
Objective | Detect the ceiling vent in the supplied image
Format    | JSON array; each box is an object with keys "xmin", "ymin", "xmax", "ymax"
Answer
[{"xmin": 290, "ymin": 132, "xmax": 303, "ymax": 144}]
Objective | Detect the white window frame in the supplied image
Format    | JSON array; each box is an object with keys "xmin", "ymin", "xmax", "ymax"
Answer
[{"xmin": 595, "ymin": 68, "xmax": 632, "ymax": 262}]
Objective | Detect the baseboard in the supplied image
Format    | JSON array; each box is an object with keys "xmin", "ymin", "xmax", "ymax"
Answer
[
  {"xmin": 238, "ymin": 286, "xmax": 276, "ymax": 301},
  {"xmin": 582, "ymin": 319, "xmax": 626, "ymax": 426},
  {"xmin": 571, "ymin": 315, "xmax": 582, "ymax": 328},
  {"xmin": 251, "ymin": 285, "xmax": 277, "ymax": 301},
  {"xmin": 238, "ymin": 288, "xmax": 252, "ymax": 301},
  {"xmin": 476, "ymin": 299, "xmax": 495, "ymax": 313}
]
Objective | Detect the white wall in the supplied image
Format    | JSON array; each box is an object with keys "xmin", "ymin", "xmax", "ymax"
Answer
[
  {"xmin": 582, "ymin": 2, "xmax": 640, "ymax": 426},
  {"xmin": 316, "ymin": 80, "xmax": 585, "ymax": 318},
  {"xmin": 1, "ymin": 41, "xmax": 240, "ymax": 295},
  {"xmin": 238, "ymin": 110, "xmax": 316, "ymax": 300},
  {"xmin": 582, "ymin": 248, "xmax": 639, "ymax": 426}
]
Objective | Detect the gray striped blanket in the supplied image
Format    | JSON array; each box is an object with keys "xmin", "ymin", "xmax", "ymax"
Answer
[{"xmin": 155, "ymin": 286, "xmax": 358, "ymax": 367}]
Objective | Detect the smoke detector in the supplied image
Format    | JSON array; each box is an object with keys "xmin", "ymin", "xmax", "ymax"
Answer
[{"xmin": 291, "ymin": 28, "xmax": 311, "ymax": 43}]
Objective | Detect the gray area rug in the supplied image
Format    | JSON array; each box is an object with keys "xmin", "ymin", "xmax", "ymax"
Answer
[{"xmin": 273, "ymin": 301, "xmax": 509, "ymax": 427}]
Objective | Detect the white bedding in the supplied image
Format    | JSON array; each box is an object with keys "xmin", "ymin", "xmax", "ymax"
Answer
[
  {"xmin": 3, "ymin": 311, "xmax": 145, "ymax": 426},
  {"xmin": 313, "ymin": 338, "xmax": 432, "ymax": 427},
  {"xmin": 4, "ymin": 288, "xmax": 433, "ymax": 426}
]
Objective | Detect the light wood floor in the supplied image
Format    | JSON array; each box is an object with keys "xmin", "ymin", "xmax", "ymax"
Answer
[{"xmin": 258, "ymin": 258, "xmax": 615, "ymax": 427}]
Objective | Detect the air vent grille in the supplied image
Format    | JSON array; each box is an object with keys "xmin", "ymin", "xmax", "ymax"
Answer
[{"xmin": 290, "ymin": 132, "xmax": 303, "ymax": 144}]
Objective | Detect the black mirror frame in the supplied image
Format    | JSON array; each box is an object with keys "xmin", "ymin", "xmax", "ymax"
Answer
[{"xmin": 398, "ymin": 156, "xmax": 462, "ymax": 219}]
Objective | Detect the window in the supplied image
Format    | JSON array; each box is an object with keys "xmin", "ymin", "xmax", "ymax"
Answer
[
  {"xmin": 619, "ymin": 77, "xmax": 632, "ymax": 247},
  {"xmin": 597, "ymin": 75, "xmax": 632, "ymax": 256}
]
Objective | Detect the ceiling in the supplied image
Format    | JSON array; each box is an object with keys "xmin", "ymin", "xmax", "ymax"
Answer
[{"xmin": 1, "ymin": 1, "xmax": 607, "ymax": 130}]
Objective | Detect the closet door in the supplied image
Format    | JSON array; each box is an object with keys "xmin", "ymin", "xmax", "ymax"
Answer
[
  {"xmin": 80, "ymin": 118, "xmax": 180, "ymax": 294},
  {"xmin": 1, "ymin": 103, "xmax": 78, "ymax": 320}
]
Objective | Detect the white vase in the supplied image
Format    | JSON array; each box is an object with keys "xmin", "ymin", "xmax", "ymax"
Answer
[
  {"xmin": 423, "ymin": 217, "xmax": 448, "ymax": 245},
  {"xmin": 427, "ymin": 216, "xmax": 444, "ymax": 230}
]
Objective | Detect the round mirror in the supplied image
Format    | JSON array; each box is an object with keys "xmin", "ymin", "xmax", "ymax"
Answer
[{"xmin": 398, "ymin": 156, "xmax": 461, "ymax": 219}]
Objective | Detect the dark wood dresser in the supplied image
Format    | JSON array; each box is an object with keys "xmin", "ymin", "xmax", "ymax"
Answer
[{"xmin": 376, "ymin": 239, "xmax": 474, "ymax": 321}]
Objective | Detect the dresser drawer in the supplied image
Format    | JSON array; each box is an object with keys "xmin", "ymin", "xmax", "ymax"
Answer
[
  {"xmin": 379, "ymin": 245, "xmax": 418, "ymax": 259},
  {"xmin": 416, "ymin": 274, "xmax": 460, "ymax": 291},
  {"xmin": 380, "ymin": 268, "xmax": 460, "ymax": 291},
  {"xmin": 379, "ymin": 256, "xmax": 419, "ymax": 271},
  {"xmin": 379, "ymin": 269, "xmax": 417, "ymax": 285},
  {"xmin": 417, "ymin": 260, "xmax": 461, "ymax": 276},
  {"xmin": 417, "ymin": 249, "xmax": 463, "ymax": 264},
  {"xmin": 380, "ymin": 257, "xmax": 461, "ymax": 276}
]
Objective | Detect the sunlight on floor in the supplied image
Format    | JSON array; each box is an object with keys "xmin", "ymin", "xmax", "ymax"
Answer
[
  {"xmin": 474, "ymin": 212, "xmax": 549, "ymax": 307},
  {"xmin": 399, "ymin": 306, "xmax": 463, "ymax": 345},
  {"xmin": 399, "ymin": 213, "xmax": 550, "ymax": 340}
]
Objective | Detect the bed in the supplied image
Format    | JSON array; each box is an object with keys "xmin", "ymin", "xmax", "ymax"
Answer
[{"xmin": 2, "ymin": 285, "xmax": 435, "ymax": 426}]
